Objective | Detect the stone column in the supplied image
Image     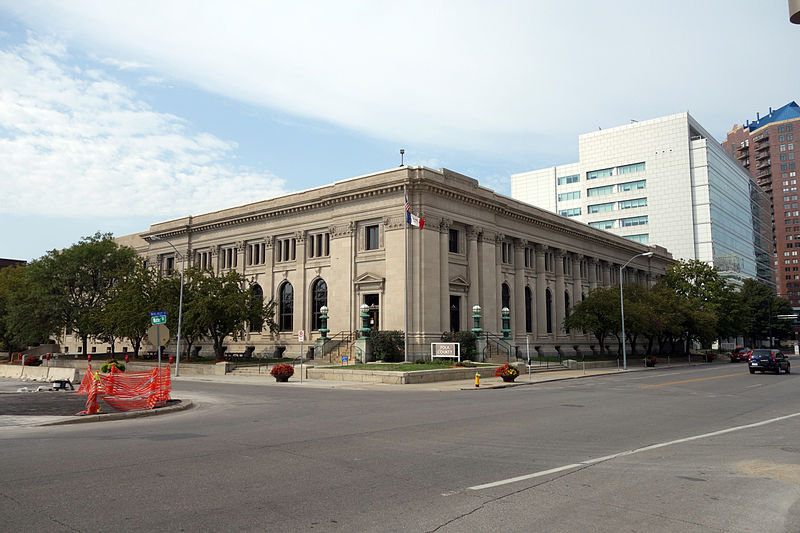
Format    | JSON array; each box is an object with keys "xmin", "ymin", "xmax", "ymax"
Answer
[
  {"xmin": 570, "ymin": 253, "xmax": 582, "ymax": 339},
  {"xmin": 513, "ymin": 239, "xmax": 526, "ymax": 339},
  {"xmin": 295, "ymin": 231, "xmax": 307, "ymax": 335},
  {"xmin": 601, "ymin": 260, "xmax": 611, "ymax": 287},
  {"xmin": 439, "ymin": 218, "xmax": 451, "ymax": 331},
  {"xmin": 495, "ymin": 233, "xmax": 504, "ymax": 332},
  {"xmin": 588, "ymin": 258, "xmax": 598, "ymax": 290},
  {"xmin": 467, "ymin": 226, "xmax": 481, "ymax": 311},
  {"xmin": 480, "ymin": 230, "xmax": 498, "ymax": 332},
  {"xmin": 264, "ymin": 236, "xmax": 275, "ymax": 305},
  {"xmin": 535, "ymin": 244, "xmax": 548, "ymax": 337},
  {"xmin": 212, "ymin": 245, "xmax": 220, "ymax": 275},
  {"xmin": 554, "ymin": 249, "xmax": 566, "ymax": 337}
]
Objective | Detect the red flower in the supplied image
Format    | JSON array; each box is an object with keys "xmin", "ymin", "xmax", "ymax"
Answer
[{"xmin": 270, "ymin": 364, "xmax": 294, "ymax": 377}]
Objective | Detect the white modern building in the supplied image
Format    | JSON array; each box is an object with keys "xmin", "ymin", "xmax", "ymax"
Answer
[{"xmin": 511, "ymin": 113, "xmax": 773, "ymax": 287}]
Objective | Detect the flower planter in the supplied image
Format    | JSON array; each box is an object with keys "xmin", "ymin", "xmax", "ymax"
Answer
[
  {"xmin": 273, "ymin": 374, "xmax": 290, "ymax": 382},
  {"xmin": 501, "ymin": 375, "xmax": 517, "ymax": 382}
]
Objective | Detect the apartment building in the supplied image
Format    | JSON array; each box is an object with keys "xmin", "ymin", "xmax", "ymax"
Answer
[{"xmin": 723, "ymin": 101, "xmax": 800, "ymax": 306}]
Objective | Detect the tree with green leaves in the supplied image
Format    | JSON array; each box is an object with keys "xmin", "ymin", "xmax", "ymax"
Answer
[
  {"xmin": 103, "ymin": 259, "xmax": 160, "ymax": 357},
  {"xmin": 0, "ymin": 265, "xmax": 28, "ymax": 358},
  {"xmin": 187, "ymin": 269, "xmax": 271, "ymax": 360},
  {"xmin": 24, "ymin": 232, "xmax": 138, "ymax": 356},
  {"xmin": 563, "ymin": 286, "xmax": 620, "ymax": 355},
  {"xmin": 658, "ymin": 259, "xmax": 726, "ymax": 352},
  {"xmin": 736, "ymin": 279, "xmax": 793, "ymax": 346}
]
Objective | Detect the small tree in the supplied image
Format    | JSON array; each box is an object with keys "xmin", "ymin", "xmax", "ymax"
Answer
[
  {"xmin": 104, "ymin": 259, "xmax": 160, "ymax": 357},
  {"xmin": 563, "ymin": 287, "xmax": 619, "ymax": 356},
  {"xmin": 190, "ymin": 269, "xmax": 259, "ymax": 360}
]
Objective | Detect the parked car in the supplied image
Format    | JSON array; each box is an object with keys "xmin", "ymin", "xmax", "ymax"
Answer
[
  {"xmin": 748, "ymin": 349, "xmax": 790, "ymax": 374},
  {"xmin": 730, "ymin": 347, "xmax": 752, "ymax": 362}
]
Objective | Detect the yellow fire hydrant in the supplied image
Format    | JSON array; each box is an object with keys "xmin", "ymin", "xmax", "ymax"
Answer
[{"xmin": 475, "ymin": 371, "xmax": 480, "ymax": 387}]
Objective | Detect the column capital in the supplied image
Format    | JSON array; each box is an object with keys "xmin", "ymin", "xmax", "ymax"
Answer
[{"xmin": 438, "ymin": 218, "xmax": 452, "ymax": 233}]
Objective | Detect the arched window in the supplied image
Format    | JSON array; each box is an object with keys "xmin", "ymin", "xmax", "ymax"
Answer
[
  {"xmin": 250, "ymin": 284, "xmax": 263, "ymax": 332},
  {"xmin": 311, "ymin": 279, "xmax": 328, "ymax": 331},
  {"xmin": 545, "ymin": 288, "xmax": 552, "ymax": 334},
  {"xmin": 524, "ymin": 286, "xmax": 532, "ymax": 333},
  {"xmin": 501, "ymin": 283, "xmax": 511, "ymax": 310},
  {"xmin": 564, "ymin": 291, "xmax": 571, "ymax": 333},
  {"xmin": 279, "ymin": 282, "xmax": 293, "ymax": 332}
]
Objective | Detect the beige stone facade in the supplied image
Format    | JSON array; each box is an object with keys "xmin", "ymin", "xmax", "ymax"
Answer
[{"xmin": 116, "ymin": 166, "xmax": 671, "ymax": 359}]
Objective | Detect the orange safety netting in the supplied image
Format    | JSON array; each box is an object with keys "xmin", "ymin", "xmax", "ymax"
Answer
[{"xmin": 76, "ymin": 365, "xmax": 172, "ymax": 415}]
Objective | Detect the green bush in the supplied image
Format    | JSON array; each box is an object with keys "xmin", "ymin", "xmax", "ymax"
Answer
[
  {"xmin": 100, "ymin": 359, "xmax": 126, "ymax": 373},
  {"xmin": 440, "ymin": 331, "xmax": 478, "ymax": 361},
  {"xmin": 370, "ymin": 330, "xmax": 404, "ymax": 362}
]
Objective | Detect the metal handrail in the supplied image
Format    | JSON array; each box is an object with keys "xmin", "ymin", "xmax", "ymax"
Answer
[{"xmin": 483, "ymin": 333, "xmax": 515, "ymax": 362}]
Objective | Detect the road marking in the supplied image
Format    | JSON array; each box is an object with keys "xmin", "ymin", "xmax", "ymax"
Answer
[
  {"xmin": 467, "ymin": 411, "xmax": 800, "ymax": 491},
  {"xmin": 637, "ymin": 372, "xmax": 747, "ymax": 389}
]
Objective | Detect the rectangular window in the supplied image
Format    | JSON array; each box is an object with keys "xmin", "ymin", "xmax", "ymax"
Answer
[
  {"xmin": 587, "ymin": 185, "xmax": 614, "ymax": 197},
  {"xmin": 276, "ymin": 238, "xmax": 297, "ymax": 262},
  {"xmin": 617, "ymin": 179, "xmax": 646, "ymax": 192},
  {"xmin": 620, "ymin": 215, "xmax": 648, "ymax": 227},
  {"xmin": 501, "ymin": 242, "xmax": 512, "ymax": 264},
  {"xmin": 524, "ymin": 247, "xmax": 534, "ymax": 268},
  {"xmin": 618, "ymin": 162, "xmax": 646, "ymax": 175},
  {"xmin": 558, "ymin": 207, "xmax": 582, "ymax": 217},
  {"xmin": 366, "ymin": 225, "xmax": 380, "ymax": 250},
  {"xmin": 586, "ymin": 168, "xmax": 613, "ymax": 180},
  {"xmin": 624, "ymin": 234, "xmax": 649, "ymax": 244},
  {"xmin": 557, "ymin": 174, "xmax": 580, "ymax": 185},
  {"xmin": 557, "ymin": 191, "xmax": 581, "ymax": 202},
  {"xmin": 165, "ymin": 256, "xmax": 175, "ymax": 275},
  {"xmin": 308, "ymin": 232, "xmax": 330, "ymax": 258},
  {"xmin": 589, "ymin": 220, "xmax": 615, "ymax": 229},
  {"xmin": 588, "ymin": 202, "xmax": 615, "ymax": 213},
  {"xmin": 448, "ymin": 229, "xmax": 459, "ymax": 254},
  {"xmin": 618, "ymin": 197, "xmax": 648, "ymax": 210},
  {"xmin": 221, "ymin": 247, "xmax": 238, "ymax": 269}
]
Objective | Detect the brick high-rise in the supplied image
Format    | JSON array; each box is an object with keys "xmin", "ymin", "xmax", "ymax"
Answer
[{"xmin": 723, "ymin": 101, "xmax": 800, "ymax": 307}]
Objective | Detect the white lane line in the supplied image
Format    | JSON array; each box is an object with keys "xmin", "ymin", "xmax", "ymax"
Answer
[{"xmin": 467, "ymin": 411, "xmax": 800, "ymax": 491}]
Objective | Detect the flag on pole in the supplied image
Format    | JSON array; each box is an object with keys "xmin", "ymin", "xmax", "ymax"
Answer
[{"xmin": 405, "ymin": 193, "xmax": 424, "ymax": 229}]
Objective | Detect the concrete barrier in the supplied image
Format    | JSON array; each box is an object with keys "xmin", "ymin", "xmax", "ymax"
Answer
[{"xmin": 0, "ymin": 364, "xmax": 80, "ymax": 383}]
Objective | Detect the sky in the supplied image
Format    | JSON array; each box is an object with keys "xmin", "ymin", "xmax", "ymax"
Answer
[{"xmin": 1, "ymin": 1, "xmax": 798, "ymax": 262}]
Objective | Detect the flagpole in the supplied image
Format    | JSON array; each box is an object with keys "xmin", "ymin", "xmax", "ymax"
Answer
[{"xmin": 404, "ymin": 184, "xmax": 409, "ymax": 362}]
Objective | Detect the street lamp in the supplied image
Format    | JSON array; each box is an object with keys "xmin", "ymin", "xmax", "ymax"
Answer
[
  {"xmin": 620, "ymin": 250, "xmax": 654, "ymax": 371},
  {"xmin": 151, "ymin": 235, "xmax": 184, "ymax": 377}
]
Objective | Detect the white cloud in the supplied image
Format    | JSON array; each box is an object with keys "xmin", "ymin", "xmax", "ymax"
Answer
[
  {"xmin": 3, "ymin": 0, "xmax": 798, "ymax": 158},
  {"xmin": 0, "ymin": 37, "xmax": 286, "ymax": 218}
]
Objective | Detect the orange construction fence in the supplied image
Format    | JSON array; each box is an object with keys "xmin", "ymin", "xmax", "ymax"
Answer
[{"xmin": 76, "ymin": 365, "xmax": 172, "ymax": 415}]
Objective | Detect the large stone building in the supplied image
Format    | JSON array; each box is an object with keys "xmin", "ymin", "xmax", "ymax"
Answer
[
  {"xmin": 723, "ymin": 101, "xmax": 800, "ymax": 307},
  {"xmin": 112, "ymin": 166, "xmax": 671, "ymax": 359},
  {"xmin": 511, "ymin": 112, "xmax": 773, "ymax": 290}
]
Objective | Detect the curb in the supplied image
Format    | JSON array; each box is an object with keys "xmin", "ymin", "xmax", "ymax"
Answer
[{"xmin": 40, "ymin": 399, "xmax": 194, "ymax": 426}]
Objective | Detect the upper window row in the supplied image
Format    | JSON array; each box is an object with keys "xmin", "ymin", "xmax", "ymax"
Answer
[
  {"xmin": 557, "ymin": 174, "xmax": 580, "ymax": 185},
  {"xmin": 586, "ymin": 161, "xmax": 645, "ymax": 180},
  {"xmin": 588, "ymin": 197, "xmax": 647, "ymax": 213}
]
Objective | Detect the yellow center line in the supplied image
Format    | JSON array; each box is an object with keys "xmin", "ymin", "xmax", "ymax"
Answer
[{"xmin": 638, "ymin": 372, "xmax": 748, "ymax": 389}]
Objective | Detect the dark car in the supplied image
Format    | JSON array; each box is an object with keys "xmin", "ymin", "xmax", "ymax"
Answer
[
  {"xmin": 730, "ymin": 347, "xmax": 752, "ymax": 362},
  {"xmin": 748, "ymin": 349, "xmax": 790, "ymax": 374}
]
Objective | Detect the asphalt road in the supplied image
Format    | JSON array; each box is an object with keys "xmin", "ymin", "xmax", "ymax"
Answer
[{"xmin": 2, "ymin": 362, "xmax": 799, "ymax": 532}]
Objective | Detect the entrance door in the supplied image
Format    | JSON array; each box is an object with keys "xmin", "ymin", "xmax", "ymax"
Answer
[
  {"xmin": 364, "ymin": 294, "xmax": 380, "ymax": 331},
  {"xmin": 449, "ymin": 295, "xmax": 461, "ymax": 332}
]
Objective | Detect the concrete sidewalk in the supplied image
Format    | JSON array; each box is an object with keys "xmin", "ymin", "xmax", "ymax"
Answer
[{"xmin": 0, "ymin": 361, "xmax": 710, "ymax": 427}]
